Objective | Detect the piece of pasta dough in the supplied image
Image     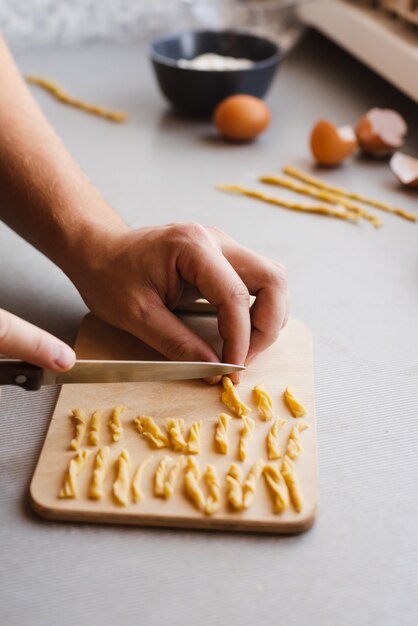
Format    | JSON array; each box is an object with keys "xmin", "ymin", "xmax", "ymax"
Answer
[
  {"xmin": 113, "ymin": 449, "xmax": 131, "ymax": 506},
  {"xmin": 89, "ymin": 447, "xmax": 110, "ymax": 500},
  {"xmin": 204, "ymin": 464, "xmax": 221, "ymax": 516},
  {"xmin": 281, "ymin": 455, "xmax": 302, "ymax": 512},
  {"xmin": 221, "ymin": 376, "xmax": 251, "ymax": 417},
  {"xmin": 263, "ymin": 462, "xmax": 289, "ymax": 514},
  {"xmin": 154, "ymin": 456, "xmax": 172, "ymax": 497},
  {"xmin": 88, "ymin": 409, "xmax": 103, "ymax": 447},
  {"xmin": 166, "ymin": 418, "xmax": 188, "ymax": 451},
  {"xmin": 187, "ymin": 421, "xmax": 202, "ymax": 454},
  {"xmin": 226, "ymin": 463, "xmax": 244, "ymax": 510},
  {"xmin": 109, "ymin": 406, "xmax": 124, "ymax": 442},
  {"xmin": 284, "ymin": 387, "xmax": 306, "ymax": 418},
  {"xmin": 134, "ymin": 416, "xmax": 170, "ymax": 449},
  {"xmin": 215, "ymin": 413, "xmax": 231, "ymax": 454},
  {"xmin": 162, "ymin": 456, "xmax": 185, "ymax": 499},
  {"xmin": 285, "ymin": 420, "xmax": 310, "ymax": 460},
  {"xmin": 242, "ymin": 459, "xmax": 265, "ymax": 509},
  {"xmin": 253, "ymin": 385, "xmax": 274, "ymax": 421},
  {"xmin": 132, "ymin": 456, "xmax": 154, "ymax": 503},
  {"xmin": 239, "ymin": 416, "xmax": 255, "ymax": 462},
  {"xmin": 59, "ymin": 450, "xmax": 91, "ymax": 499},
  {"xmin": 267, "ymin": 418, "xmax": 287, "ymax": 460},
  {"xmin": 69, "ymin": 408, "xmax": 87, "ymax": 451},
  {"xmin": 184, "ymin": 457, "xmax": 207, "ymax": 512}
]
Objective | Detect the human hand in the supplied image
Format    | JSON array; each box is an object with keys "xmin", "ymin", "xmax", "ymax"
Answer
[
  {"xmin": 70, "ymin": 224, "xmax": 288, "ymax": 382},
  {"xmin": 0, "ymin": 308, "xmax": 76, "ymax": 398}
]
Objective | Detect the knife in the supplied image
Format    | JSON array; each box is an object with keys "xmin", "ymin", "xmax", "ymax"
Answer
[{"xmin": 0, "ymin": 359, "xmax": 245, "ymax": 391}]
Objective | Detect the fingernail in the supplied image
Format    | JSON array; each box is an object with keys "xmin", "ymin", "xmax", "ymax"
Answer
[
  {"xmin": 229, "ymin": 372, "xmax": 241, "ymax": 385},
  {"xmin": 54, "ymin": 344, "xmax": 76, "ymax": 370}
]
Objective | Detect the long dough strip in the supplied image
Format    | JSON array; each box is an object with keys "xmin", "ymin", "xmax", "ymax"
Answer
[
  {"xmin": 215, "ymin": 413, "xmax": 231, "ymax": 454},
  {"xmin": 204, "ymin": 464, "xmax": 221, "ymax": 516},
  {"xmin": 285, "ymin": 420, "xmax": 310, "ymax": 460},
  {"xmin": 260, "ymin": 174, "xmax": 381, "ymax": 227},
  {"xmin": 166, "ymin": 418, "xmax": 187, "ymax": 451},
  {"xmin": 184, "ymin": 457, "xmax": 206, "ymax": 512},
  {"xmin": 26, "ymin": 75, "xmax": 128, "ymax": 122},
  {"xmin": 59, "ymin": 450, "xmax": 91, "ymax": 499},
  {"xmin": 134, "ymin": 416, "xmax": 170, "ymax": 449},
  {"xmin": 283, "ymin": 165, "xmax": 416, "ymax": 223},
  {"xmin": 217, "ymin": 184, "xmax": 357, "ymax": 222},
  {"xmin": 113, "ymin": 449, "xmax": 131, "ymax": 506},
  {"xmin": 221, "ymin": 376, "xmax": 251, "ymax": 417},
  {"xmin": 242, "ymin": 459, "xmax": 265, "ymax": 509},
  {"xmin": 69, "ymin": 408, "xmax": 87, "ymax": 451},
  {"xmin": 284, "ymin": 386, "xmax": 306, "ymax": 418},
  {"xmin": 266, "ymin": 418, "xmax": 287, "ymax": 460},
  {"xmin": 253, "ymin": 384, "xmax": 275, "ymax": 421},
  {"xmin": 154, "ymin": 456, "xmax": 172, "ymax": 497},
  {"xmin": 89, "ymin": 447, "xmax": 110, "ymax": 500},
  {"xmin": 132, "ymin": 455, "xmax": 154, "ymax": 503},
  {"xmin": 281, "ymin": 455, "xmax": 303, "ymax": 513},
  {"xmin": 226, "ymin": 463, "xmax": 244, "ymax": 510},
  {"xmin": 263, "ymin": 462, "xmax": 289, "ymax": 514},
  {"xmin": 88, "ymin": 410, "xmax": 103, "ymax": 446},
  {"xmin": 109, "ymin": 406, "xmax": 124, "ymax": 442},
  {"xmin": 239, "ymin": 416, "xmax": 255, "ymax": 462},
  {"xmin": 186, "ymin": 421, "xmax": 202, "ymax": 454},
  {"xmin": 162, "ymin": 455, "xmax": 185, "ymax": 499}
]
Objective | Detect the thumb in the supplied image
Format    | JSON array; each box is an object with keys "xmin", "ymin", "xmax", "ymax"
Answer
[{"xmin": 0, "ymin": 308, "xmax": 75, "ymax": 371}]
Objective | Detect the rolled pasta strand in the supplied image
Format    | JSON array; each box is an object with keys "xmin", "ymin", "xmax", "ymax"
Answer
[
  {"xmin": 89, "ymin": 446, "xmax": 110, "ymax": 500},
  {"xmin": 69, "ymin": 408, "xmax": 87, "ymax": 451},
  {"xmin": 113, "ymin": 449, "xmax": 131, "ymax": 506},
  {"xmin": 221, "ymin": 376, "xmax": 251, "ymax": 417},
  {"xmin": 59, "ymin": 450, "xmax": 91, "ymax": 499},
  {"xmin": 132, "ymin": 455, "xmax": 154, "ymax": 503}
]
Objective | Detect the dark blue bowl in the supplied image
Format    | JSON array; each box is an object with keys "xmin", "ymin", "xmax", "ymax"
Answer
[{"xmin": 149, "ymin": 30, "xmax": 281, "ymax": 117}]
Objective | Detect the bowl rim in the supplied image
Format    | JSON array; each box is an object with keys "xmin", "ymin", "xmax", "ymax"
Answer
[{"xmin": 148, "ymin": 28, "xmax": 282, "ymax": 71}]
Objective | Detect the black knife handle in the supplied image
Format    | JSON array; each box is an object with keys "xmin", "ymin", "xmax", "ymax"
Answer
[{"xmin": 0, "ymin": 361, "xmax": 43, "ymax": 390}]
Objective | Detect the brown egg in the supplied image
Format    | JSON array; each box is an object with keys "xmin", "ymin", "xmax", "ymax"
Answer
[
  {"xmin": 214, "ymin": 94, "xmax": 270, "ymax": 141},
  {"xmin": 356, "ymin": 108, "xmax": 407, "ymax": 156},
  {"xmin": 390, "ymin": 152, "xmax": 418, "ymax": 188},
  {"xmin": 310, "ymin": 119, "xmax": 357, "ymax": 166}
]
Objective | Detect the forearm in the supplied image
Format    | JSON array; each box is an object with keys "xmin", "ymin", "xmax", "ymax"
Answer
[{"xmin": 0, "ymin": 38, "xmax": 127, "ymax": 279}]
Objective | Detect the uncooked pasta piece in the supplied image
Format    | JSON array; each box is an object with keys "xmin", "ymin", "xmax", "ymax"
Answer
[
  {"xmin": 59, "ymin": 450, "xmax": 91, "ymax": 499},
  {"xmin": 283, "ymin": 164, "xmax": 416, "ymax": 223},
  {"xmin": 109, "ymin": 406, "xmax": 124, "ymax": 442},
  {"xmin": 134, "ymin": 416, "xmax": 170, "ymax": 449},
  {"xmin": 89, "ymin": 447, "xmax": 110, "ymax": 500},
  {"xmin": 226, "ymin": 463, "xmax": 244, "ymax": 510},
  {"xmin": 263, "ymin": 462, "xmax": 289, "ymax": 514},
  {"xmin": 88, "ymin": 409, "xmax": 103, "ymax": 446},
  {"xmin": 281, "ymin": 455, "xmax": 302, "ymax": 513},
  {"xmin": 221, "ymin": 376, "xmax": 251, "ymax": 417},
  {"xmin": 217, "ymin": 184, "xmax": 357, "ymax": 222},
  {"xmin": 69, "ymin": 408, "xmax": 87, "ymax": 451},
  {"xmin": 242, "ymin": 459, "xmax": 265, "ymax": 509},
  {"xmin": 285, "ymin": 420, "xmax": 310, "ymax": 460},
  {"xmin": 204, "ymin": 464, "xmax": 221, "ymax": 516},
  {"xmin": 26, "ymin": 75, "xmax": 128, "ymax": 122},
  {"xmin": 253, "ymin": 384, "xmax": 274, "ymax": 421},
  {"xmin": 284, "ymin": 387, "xmax": 306, "ymax": 418},
  {"xmin": 187, "ymin": 421, "xmax": 202, "ymax": 454},
  {"xmin": 132, "ymin": 455, "xmax": 154, "ymax": 503},
  {"xmin": 215, "ymin": 413, "xmax": 231, "ymax": 454},
  {"xmin": 266, "ymin": 418, "xmax": 286, "ymax": 460},
  {"xmin": 113, "ymin": 449, "xmax": 131, "ymax": 506},
  {"xmin": 163, "ymin": 456, "xmax": 185, "ymax": 499},
  {"xmin": 239, "ymin": 416, "xmax": 255, "ymax": 462},
  {"xmin": 166, "ymin": 418, "xmax": 187, "ymax": 451},
  {"xmin": 184, "ymin": 457, "xmax": 206, "ymax": 512}
]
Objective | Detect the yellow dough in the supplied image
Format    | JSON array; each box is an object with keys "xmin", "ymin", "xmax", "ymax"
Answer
[
  {"xmin": 204, "ymin": 464, "xmax": 221, "ymax": 516},
  {"xmin": 162, "ymin": 456, "xmax": 185, "ymax": 499},
  {"xmin": 134, "ymin": 416, "xmax": 170, "ymax": 449},
  {"xmin": 253, "ymin": 385, "xmax": 274, "ymax": 421},
  {"xmin": 284, "ymin": 387, "xmax": 306, "ymax": 418},
  {"xmin": 166, "ymin": 418, "xmax": 188, "ymax": 451},
  {"xmin": 109, "ymin": 406, "xmax": 124, "ymax": 442},
  {"xmin": 132, "ymin": 456, "xmax": 154, "ymax": 503},
  {"xmin": 226, "ymin": 463, "xmax": 244, "ymax": 510},
  {"xmin": 154, "ymin": 456, "xmax": 172, "ymax": 497},
  {"xmin": 113, "ymin": 449, "xmax": 131, "ymax": 506},
  {"xmin": 187, "ymin": 421, "xmax": 202, "ymax": 454},
  {"xmin": 88, "ymin": 409, "xmax": 103, "ymax": 447},
  {"xmin": 239, "ymin": 416, "xmax": 255, "ymax": 462},
  {"xmin": 69, "ymin": 408, "xmax": 87, "ymax": 451},
  {"xmin": 221, "ymin": 376, "xmax": 251, "ymax": 417},
  {"xmin": 59, "ymin": 450, "xmax": 91, "ymax": 499},
  {"xmin": 281, "ymin": 455, "xmax": 302, "ymax": 513},
  {"xmin": 242, "ymin": 459, "xmax": 265, "ymax": 509},
  {"xmin": 215, "ymin": 413, "xmax": 231, "ymax": 454},
  {"xmin": 285, "ymin": 420, "xmax": 310, "ymax": 460},
  {"xmin": 263, "ymin": 462, "xmax": 289, "ymax": 514},
  {"xmin": 267, "ymin": 418, "xmax": 286, "ymax": 460},
  {"xmin": 184, "ymin": 457, "xmax": 206, "ymax": 512},
  {"xmin": 89, "ymin": 447, "xmax": 110, "ymax": 500}
]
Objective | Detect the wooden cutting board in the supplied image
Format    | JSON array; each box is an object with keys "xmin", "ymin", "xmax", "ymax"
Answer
[{"xmin": 30, "ymin": 313, "xmax": 318, "ymax": 533}]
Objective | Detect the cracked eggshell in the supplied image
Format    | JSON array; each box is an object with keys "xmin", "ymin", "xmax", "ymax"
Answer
[
  {"xmin": 310, "ymin": 119, "xmax": 357, "ymax": 166},
  {"xmin": 390, "ymin": 152, "xmax": 418, "ymax": 188},
  {"xmin": 356, "ymin": 108, "xmax": 407, "ymax": 156}
]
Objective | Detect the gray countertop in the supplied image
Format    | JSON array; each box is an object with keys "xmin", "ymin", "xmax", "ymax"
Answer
[{"xmin": 1, "ymin": 31, "xmax": 417, "ymax": 626}]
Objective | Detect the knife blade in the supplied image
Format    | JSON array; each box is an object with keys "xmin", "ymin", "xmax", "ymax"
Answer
[{"xmin": 0, "ymin": 359, "xmax": 245, "ymax": 390}]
